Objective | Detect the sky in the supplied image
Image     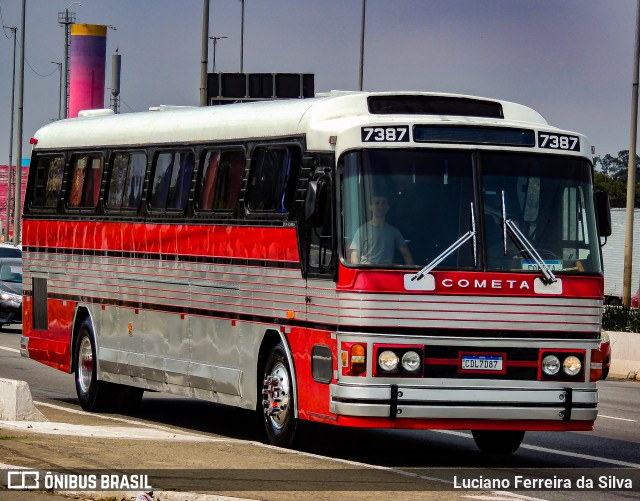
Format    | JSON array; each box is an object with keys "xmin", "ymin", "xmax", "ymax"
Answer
[{"xmin": 0, "ymin": 0, "xmax": 637, "ymax": 165}]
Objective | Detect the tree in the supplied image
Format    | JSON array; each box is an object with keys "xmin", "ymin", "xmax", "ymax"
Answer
[{"xmin": 593, "ymin": 150, "xmax": 640, "ymax": 208}]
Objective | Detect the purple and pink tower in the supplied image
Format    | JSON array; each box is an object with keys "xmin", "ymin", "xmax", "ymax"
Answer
[{"xmin": 68, "ymin": 24, "xmax": 107, "ymax": 119}]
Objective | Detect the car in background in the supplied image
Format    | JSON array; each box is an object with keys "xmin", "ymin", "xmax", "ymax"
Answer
[
  {"xmin": 0, "ymin": 243, "xmax": 21, "ymax": 259},
  {"xmin": 632, "ymin": 288, "xmax": 639, "ymax": 309},
  {"xmin": 0, "ymin": 258, "xmax": 22, "ymax": 329}
]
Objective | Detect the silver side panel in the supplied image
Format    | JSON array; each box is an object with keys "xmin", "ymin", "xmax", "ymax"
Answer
[{"xmin": 307, "ymin": 285, "xmax": 601, "ymax": 332}]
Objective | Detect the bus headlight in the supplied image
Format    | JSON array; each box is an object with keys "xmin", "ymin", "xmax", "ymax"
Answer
[
  {"xmin": 542, "ymin": 355, "xmax": 561, "ymax": 376},
  {"xmin": 562, "ymin": 355, "xmax": 582, "ymax": 376},
  {"xmin": 401, "ymin": 351, "xmax": 421, "ymax": 372},
  {"xmin": 378, "ymin": 350, "xmax": 399, "ymax": 373}
]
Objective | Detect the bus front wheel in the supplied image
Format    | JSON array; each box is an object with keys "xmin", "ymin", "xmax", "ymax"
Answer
[
  {"xmin": 471, "ymin": 430, "xmax": 525, "ymax": 454},
  {"xmin": 261, "ymin": 343, "xmax": 298, "ymax": 447}
]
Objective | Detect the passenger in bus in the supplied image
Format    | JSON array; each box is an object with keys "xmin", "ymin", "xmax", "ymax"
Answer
[{"xmin": 350, "ymin": 195, "xmax": 414, "ymax": 265}]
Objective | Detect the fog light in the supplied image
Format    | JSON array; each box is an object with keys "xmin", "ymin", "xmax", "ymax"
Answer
[
  {"xmin": 562, "ymin": 355, "xmax": 582, "ymax": 376},
  {"xmin": 401, "ymin": 351, "xmax": 421, "ymax": 372},
  {"xmin": 542, "ymin": 355, "xmax": 560, "ymax": 376},
  {"xmin": 378, "ymin": 350, "xmax": 399, "ymax": 372}
]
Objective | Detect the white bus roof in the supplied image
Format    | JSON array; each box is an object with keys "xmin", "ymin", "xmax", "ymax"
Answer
[{"xmin": 32, "ymin": 91, "xmax": 556, "ymax": 153}]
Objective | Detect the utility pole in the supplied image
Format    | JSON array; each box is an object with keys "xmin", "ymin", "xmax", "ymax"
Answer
[
  {"xmin": 623, "ymin": 0, "xmax": 640, "ymax": 308},
  {"xmin": 14, "ymin": 0, "xmax": 25, "ymax": 245},
  {"xmin": 240, "ymin": 0, "xmax": 245, "ymax": 72},
  {"xmin": 359, "ymin": 0, "xmax": 366, "ymax": 91},
  {"xmin": 4, "ymin": 26, "xmax": 17, "ymax": 242},
  {"xmin": 200, "ymin": 0, "xmax": 209, "ymax": 106},
  {"xmin": 209, "ymin": 35, "xmax": 227, "ymax": 73},
  {"xmin": 58, "ymin": 3, "xmax": 80, "ymax": 119}
]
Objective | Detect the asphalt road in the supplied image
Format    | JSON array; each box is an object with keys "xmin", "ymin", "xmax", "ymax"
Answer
[{"xmin": 1, "ymin": 325, "xmax": 639, "ymax": 500}]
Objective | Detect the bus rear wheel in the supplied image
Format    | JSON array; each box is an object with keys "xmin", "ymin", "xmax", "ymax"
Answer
[
  {"xmin": 261, "ymin": 343, "xmax": 298, "ymax": 447},
  {"xmin": 471, "ymin": 430, "xmax": 525, "ymax": 454},
  {"xmin": 75, "ymin": 318, "xmax": 118, "ymax": 412}
]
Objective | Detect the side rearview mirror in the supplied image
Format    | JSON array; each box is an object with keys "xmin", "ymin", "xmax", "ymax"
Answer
[
  {"xmin": 595, "ymin": 189, "xmax": 612, "ymax": 238},
  {"xmin": 304, "ymin": 174, "xmax": 329, "ymax": 227}
]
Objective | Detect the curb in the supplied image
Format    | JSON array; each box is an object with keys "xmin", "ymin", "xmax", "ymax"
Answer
[{"xmin": 0, "ymin": 377, "xmax": 47, "ymax": 422}]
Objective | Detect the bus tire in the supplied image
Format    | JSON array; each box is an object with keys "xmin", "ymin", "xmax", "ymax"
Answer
[
  {"xmin": 261, "ymin": 343, "xmax": 298, "ymax": 447},
  {"xmin": 114, "ymin": 385, "xmax": 144, "ymax": 413},
  {"xmin": 74, "ymin": 318, "xmax": 116, "ymax": 412},
  {"xmin": 471, "ymin": 430, "xmax": 525, "ymax": 454}
]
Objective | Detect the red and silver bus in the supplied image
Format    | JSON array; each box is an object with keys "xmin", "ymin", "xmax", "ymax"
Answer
[{"xmin": 21, "ymin": 92, "xmax": 610, "ymax": 453}]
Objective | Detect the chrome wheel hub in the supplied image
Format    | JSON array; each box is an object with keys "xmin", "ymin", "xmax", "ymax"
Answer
[
  {"xmin": 262, "ymin": 362, "xmax": 290, "ymax": 430},
  {"xmin": 77, "ymin": 337, "xmax": 93, "ymax": 394}
]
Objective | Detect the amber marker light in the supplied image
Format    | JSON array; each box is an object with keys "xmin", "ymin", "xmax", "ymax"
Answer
[{"xmin": 350, "ymin": 343, "xmax": 366, "ymax": 375}]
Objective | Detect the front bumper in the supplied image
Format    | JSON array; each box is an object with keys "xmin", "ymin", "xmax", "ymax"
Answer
[{"xmin": 330, "ymin": 383, "xmax": 598, "ymax": 422}]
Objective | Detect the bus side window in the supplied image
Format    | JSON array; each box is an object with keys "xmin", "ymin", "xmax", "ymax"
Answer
[
  {"xmin": 150, "ymin": 150, "xmax": 194, "ymax": 211},
  {"xmin": 168, "ymin": 152, "xmax": 195, "ymax": 210},
  {"xmin": 107, "ymin": 152, "xmax": 147, "ymax": 210},
  {"xmin": 247, "ymin": 146, "xmax": 300, "ymax": 212},
  {"xmin": 122, "ymin": 153, "xmax": 146, "ymax": 209},
  {"xmin": 68, "ymin": 154, "xmax": 104, "ymax": 209},
  {"xmin": 43, "ymin": 156, "xmax": 65, "ymax": 208},
  {"xmin": 197, "ymin": 150, "xmax": 245, "ymax": 212},
  {"xmin": 198, "ymin": 151, "xmax": 221, "ymax": 210}
]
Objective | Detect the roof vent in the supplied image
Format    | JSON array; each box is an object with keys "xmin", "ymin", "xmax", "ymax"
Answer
[
  {"xmin": 368, "ymin": 95, "xmax": 503, "ymax": 119},
  {"xmin": 77, "ymin": 109, "xmax": 115, "ymax": 118}
]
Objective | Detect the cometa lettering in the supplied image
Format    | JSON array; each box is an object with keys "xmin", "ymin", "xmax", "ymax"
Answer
[{"xmin": 441, "ymin": 278, "xmax": 530, "ymax": 290}]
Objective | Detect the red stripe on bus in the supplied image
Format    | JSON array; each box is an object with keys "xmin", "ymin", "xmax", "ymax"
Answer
[{"xmin": 23, "ymin": 220, "xmax": 301, "ymax": 262}]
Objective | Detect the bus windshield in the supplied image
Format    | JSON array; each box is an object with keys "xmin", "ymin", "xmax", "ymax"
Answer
[{"xmin": 340, "ymin": 149, "xmax": 601, "ymax": 274}]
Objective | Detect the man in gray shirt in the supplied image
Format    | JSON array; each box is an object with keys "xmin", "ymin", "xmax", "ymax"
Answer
[{"xmin": 350, "ymin": 195, "xmax": 414, "ymax": 265}]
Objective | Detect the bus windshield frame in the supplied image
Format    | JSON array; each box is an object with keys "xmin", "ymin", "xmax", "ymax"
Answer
[{"xmin": 339, "ymin": 148, "xmax": 601, "ymax": 275}]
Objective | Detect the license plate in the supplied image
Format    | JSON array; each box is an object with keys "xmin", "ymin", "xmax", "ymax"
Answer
[
  {"xmin": 521, "ymin": 259, "xmax": 563, "ymax": 271},
  {"xmin": 460, "ymin": 355, "xmax": 503, "ymax": 371}
]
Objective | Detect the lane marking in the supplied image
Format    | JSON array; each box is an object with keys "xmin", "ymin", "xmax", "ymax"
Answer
[
  {"xmin": 433, "ymin": 429, "xmax": 640, "ymax": 468},
  {"xmin": 0, "ymin": 345, "xmax": 20, "ymax": 354},
  {"xmin": 599, "ymin": 414, "xmax": 636, "ymax": 422}
]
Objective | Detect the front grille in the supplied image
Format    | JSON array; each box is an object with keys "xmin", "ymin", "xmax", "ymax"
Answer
[{"xmin": 424, "ymin": 345, "xmax": 538, "ymax": 381}]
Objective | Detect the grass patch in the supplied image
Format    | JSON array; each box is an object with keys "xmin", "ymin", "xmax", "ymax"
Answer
[
  {"xmin": 0, "ymin": 434, "xmax": 14, "ymax": 440},
  {"xmin": 603, "ymin": 306, "xmax": 640, "ymax": 332}
]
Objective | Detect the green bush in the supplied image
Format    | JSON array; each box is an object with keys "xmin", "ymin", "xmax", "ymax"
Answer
[{"xmin": 603, "ymin": 306, "xmax": 640, "ymax": 332}]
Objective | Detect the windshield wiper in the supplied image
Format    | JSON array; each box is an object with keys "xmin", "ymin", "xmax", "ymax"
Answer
[
  {"xmin": 501, "ymin": 191, "xmax": 557, "ymax": 285},
  {"xmin": 413, "ymin": 203, "xmax": 477, "ymax": 281}
]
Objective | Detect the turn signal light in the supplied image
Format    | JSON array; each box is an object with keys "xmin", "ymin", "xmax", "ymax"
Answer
[
  {"xmin": 590, "ymin": 349, "xmax": 603, "ymax": 382},
  {"xmin": 350, "ymin": 343, "xmax": 366, "ymax": 375}
]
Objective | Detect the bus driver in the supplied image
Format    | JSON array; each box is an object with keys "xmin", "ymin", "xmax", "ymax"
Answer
[{"xmin": 350, "ymin": 194, "xmax": 414, "ymax": 266}]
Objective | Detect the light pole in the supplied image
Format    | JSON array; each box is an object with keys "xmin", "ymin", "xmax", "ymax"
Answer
[
  {"xmin": 359, "ymin": 0, "xmax": 366, "ymax": 91},
  {"xmin": 200, "ymin": 0, "xmax": 209, "ymax": 106},
  {"xmin": 240, "ymin": 0, "xmax": 245, "ymax": 72},
  {"xmin": 58, "ymin": 2, "xmax": 81, "ymax": 119},
  {"xmin": 209, "ymin": 35, "xmax": 227, "ymax": 73},
  {"xmin": 51, "ymin": 62, "xmax": 63, "ymax": 120},
  {"xmin": 4, "ymin": 25, "xmax": 17, "ymax": 242},
  {"xmin": 14, "ymin": 0, "xmax": 25, "ymax": 245}
]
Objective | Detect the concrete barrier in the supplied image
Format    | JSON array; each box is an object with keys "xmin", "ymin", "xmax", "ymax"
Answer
[
  {"xmin": 0, "ymin": 378, "xmax": 47, "ymax": 421},
  {"xmin": 605, "ymin": 331, "xmax": 640, "ymax": 379}
]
